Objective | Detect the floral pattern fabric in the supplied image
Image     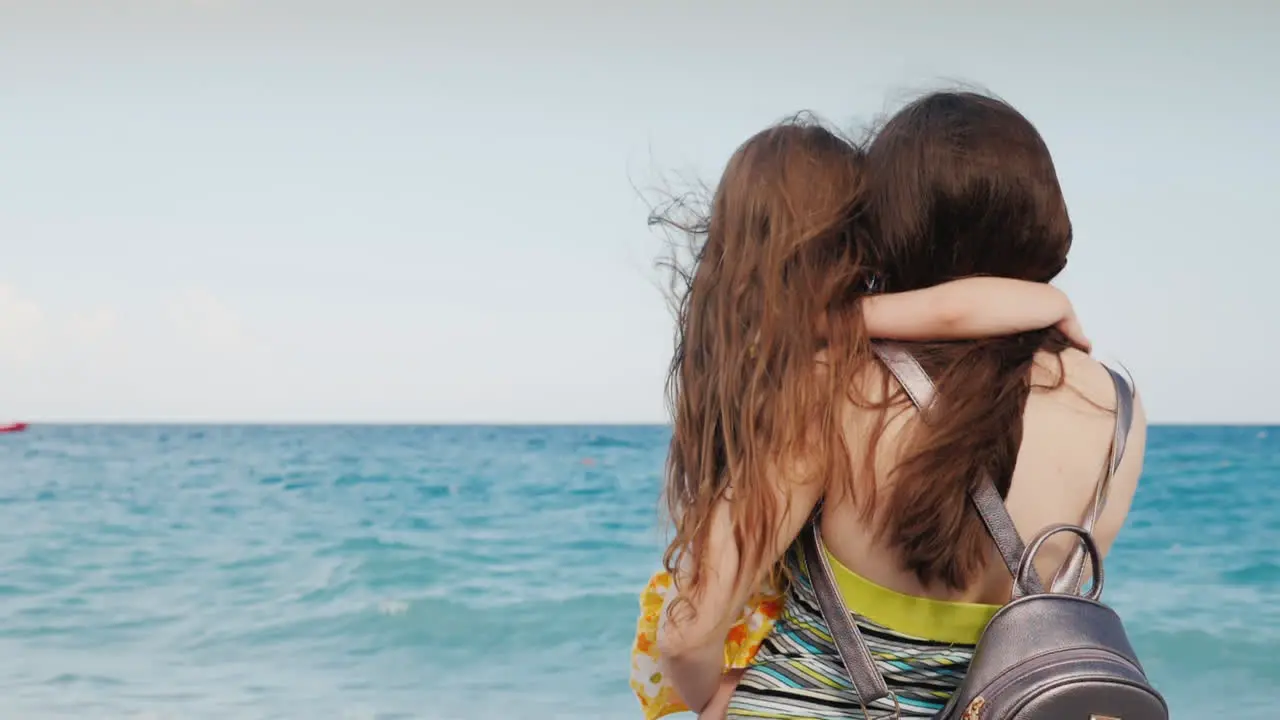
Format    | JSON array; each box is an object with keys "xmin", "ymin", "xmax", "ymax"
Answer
[{"xmin": 630, "ymin": 570, "xmax": 782, "ymax": 720}]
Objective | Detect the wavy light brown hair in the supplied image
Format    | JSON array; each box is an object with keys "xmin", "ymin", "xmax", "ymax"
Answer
[
  {"xmin": 654, "ymin": 116, "xmax": 874, "ymax": 618},
  {"xmin": 862, "ymin": 91, "xmax": 1074, "ymax": 591}
]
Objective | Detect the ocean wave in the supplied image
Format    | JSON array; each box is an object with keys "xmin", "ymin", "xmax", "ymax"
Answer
[
  {"xmin": 0, "ymin": 424, "xmax": 1274, "ymax": 718},
  {"xmin": 191, "ymin": 590, "xmax": 641, "ymax": 658}
]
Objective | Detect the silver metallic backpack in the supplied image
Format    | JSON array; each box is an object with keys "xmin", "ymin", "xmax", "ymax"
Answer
[{"xmin": 800, "ymin": 343, "xmax": 1167, "ymax": 720}]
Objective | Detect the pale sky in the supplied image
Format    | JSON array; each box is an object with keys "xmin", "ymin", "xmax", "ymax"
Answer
[{"xmin": 1, "ymin": 1, "xmax": 1277, "ymax": 423}]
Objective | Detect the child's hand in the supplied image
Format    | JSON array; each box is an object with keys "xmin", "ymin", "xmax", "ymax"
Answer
[{"xmin": 1056, "ymin": 307, "xmax": 1091, "ymax": 353}]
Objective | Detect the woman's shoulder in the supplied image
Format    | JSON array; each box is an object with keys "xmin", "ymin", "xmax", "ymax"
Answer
[
  {"xmin": 1022, "ymin": 347, "xmax": 1148, "ymax": 508},
  {"xmin": 1031, "ymin": 348, "xmax": 1145, "ymax": 425},
  {"xmin": 1015, "ymin": 349, "xmax": 1148, "ymax": 562}
]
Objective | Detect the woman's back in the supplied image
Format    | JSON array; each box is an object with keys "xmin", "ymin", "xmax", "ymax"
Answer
[{"xmin": 823, "ymin": 347, "xmax": 1147, "ymax": 607}]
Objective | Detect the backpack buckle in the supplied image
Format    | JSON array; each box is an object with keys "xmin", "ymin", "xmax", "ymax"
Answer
[{"xmin": 858, "ymin": 691, "xmax": 901, "ymax": 719}]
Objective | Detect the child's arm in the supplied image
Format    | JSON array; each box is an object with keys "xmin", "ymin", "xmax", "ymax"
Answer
[{"xmin": 862, "ymin": 277, "xmax": 1090, "ymax": 352}]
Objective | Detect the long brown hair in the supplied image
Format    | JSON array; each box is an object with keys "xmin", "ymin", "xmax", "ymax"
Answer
[
  {"xmin": 655, "ymin": 115, "xmax": 872, "ymax": 620},
  {"xmin": 862, "ymin": 91, "xmax": 1075, "ymax": 591}
]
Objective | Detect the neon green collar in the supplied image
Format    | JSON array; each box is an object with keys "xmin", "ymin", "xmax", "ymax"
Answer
[{"xmin": 824, "ymin": 548, "xmax": 1000, "ymax": 645}]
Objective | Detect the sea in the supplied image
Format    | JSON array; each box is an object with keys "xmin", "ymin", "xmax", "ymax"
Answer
[{"xmin": 0, "ymin": 424, "xmax": 1276, "ymax": 719}]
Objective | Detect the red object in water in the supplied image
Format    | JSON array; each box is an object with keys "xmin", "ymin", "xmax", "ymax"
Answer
[{"xmin": 0, "ymin": 423, "xmax": 28, "ymax": 433}]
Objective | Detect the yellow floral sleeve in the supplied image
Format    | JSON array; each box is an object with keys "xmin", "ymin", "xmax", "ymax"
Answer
[{"xmin": 629, "ymin": 570, "xmax": 783, "ymax": 720}]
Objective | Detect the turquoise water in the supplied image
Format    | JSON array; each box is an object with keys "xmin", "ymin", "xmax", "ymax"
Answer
[{"xmin": 0, "ymin": 424, "xmax": 1275, "ymax": 718}]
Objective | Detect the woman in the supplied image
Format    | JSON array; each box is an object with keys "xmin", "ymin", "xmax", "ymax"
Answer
[{"xmin": 649, "ymin": 94, "xmax": 1146, "ymax": 719}]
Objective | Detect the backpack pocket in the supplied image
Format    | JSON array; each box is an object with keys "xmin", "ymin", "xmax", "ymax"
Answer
[{"xmin": 951, "ymin": 647, "xmax": 1167, "ymax": 720}]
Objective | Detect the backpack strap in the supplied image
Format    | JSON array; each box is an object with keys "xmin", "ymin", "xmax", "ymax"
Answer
[
  {"xmin": 800, "ymin": 519, "xmax": 893, "ymax": 708},
  {"xmin": 871, "ymin": 343, "xmax": 1044, "ymax": 595},
  {"xmin": 1049, "ymin": 367, "xmax": 1135, "ymax": 594}
]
